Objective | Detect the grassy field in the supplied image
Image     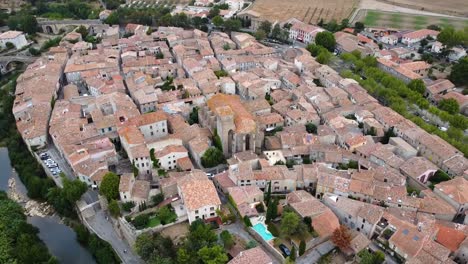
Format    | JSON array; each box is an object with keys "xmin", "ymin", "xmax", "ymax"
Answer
[
  {"xmin": 359, "ymin": 9, "xmax": 468, "ymax": 30},
  {"xmin": 375, "ymin": 0, "xmax": 468, "ymax": 17},
  {"xmin": 249, "ymin": 0, "xmax": 358, "ymax": 24}
]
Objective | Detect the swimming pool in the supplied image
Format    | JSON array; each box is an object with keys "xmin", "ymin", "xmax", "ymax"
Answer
[{"xmin": 252, "ymin": 223, "xmax": 274, "ymax": 241}]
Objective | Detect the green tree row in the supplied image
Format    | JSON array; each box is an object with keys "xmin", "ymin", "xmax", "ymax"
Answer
[{"xmin": 340, "ymin": 52, "xmax": 468, "ymax": 156}]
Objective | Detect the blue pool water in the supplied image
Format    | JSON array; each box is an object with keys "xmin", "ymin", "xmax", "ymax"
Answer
[{"xmin": 253, "ymin": 223, "xmax": 274, "ymax": 241}]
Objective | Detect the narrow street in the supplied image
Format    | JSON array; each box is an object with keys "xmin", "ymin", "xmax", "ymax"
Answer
[
  {"xmin": 85, "ymin": 210, "xmax": 143, "ymax": 264},
  {"xmin": 296, "ymin": 241, "xmax": 335, "ymax": 264}
]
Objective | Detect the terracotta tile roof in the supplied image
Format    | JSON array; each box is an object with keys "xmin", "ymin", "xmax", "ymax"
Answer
[
  {"xmin": 207, "ymin": 94, "xmax": 256, "ymax": 133},
  {"xmin": 426, "ymin": 79, "xmax": 455, "ymax": 95},
  {"xmin": 178, "ymin": 170, "xmax": 221, "ymax": 211},
  {"xmin": 155, "ymin": 144, "xmax": 187, "ymax": 159},
  {"xmin": 287, "ymin": 190, "xmax": 328, "ymax": 218},
  {"xmin": 403, "ymin": 29, "xmax": 439, "ymax": 40},
  {"xmin": 132, "ymin": 180, "xmax": 150, "ymax": 200},
  {"xmin": 228, "ymin": 247, "xmax": 272, "ymax": 264},
  {"xmin": 119, "ymin": 173, "xmax": 134, "ymax": 192},
  {"xmin": 400, "ymin": 157, "xmax": 438, "ymax": 179},
  {"xmin": 0, "ymin": 30, "xmax": 23, "ymax": 39},
  {"xmin": 228, "ymin": 186, "xmax": 263, "ymax": 206},
  {"xmin": 434, "ymin": 177, "xmax": 468, "ymax": 204},
  {"xmin": 436, "ymin": 225, "xmax": 466, "ymax": 252},
  {"xmin": 312, "ymin": 209, "xmax": 340, "ymax": 238},
  {"xmin": 176, "ymin": 156, "xmax": 194, "ymax": 171}
]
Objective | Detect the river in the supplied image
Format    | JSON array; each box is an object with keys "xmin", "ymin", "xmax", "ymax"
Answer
[{"xmin": 0, "ymin": 147, "xmax": 96, "ymax": 264}]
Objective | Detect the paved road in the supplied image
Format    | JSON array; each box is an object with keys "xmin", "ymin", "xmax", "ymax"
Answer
[
  {"xmin": 86, "ymin": 210, "xmax": 143, "ymax": 264},
  {"xmin": 296, "ymin": 240, "xmax": 335, "ymax": 264},
  {"xmin": 44, "ymin": 144, "xmax": 99, "ymax": 203},
  {"xmin": 220, "ymin": 222, "xmax": 282, "ymax": 264}
]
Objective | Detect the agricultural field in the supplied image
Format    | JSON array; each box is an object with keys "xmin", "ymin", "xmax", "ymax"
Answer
[
  {"xmin": 375, "ymin": 0, "xmax": 468, "ymax": 17},
  {"xmin": 124, "ymin": 0, "xmax": 191, "ymax": 7},
  {"xmin": 356, "ymin": 9, "xmax": 468, "ymax": 30},
  {"xmin": 249, "ymin": 0, "xmax": 358, "ymax": 24}
]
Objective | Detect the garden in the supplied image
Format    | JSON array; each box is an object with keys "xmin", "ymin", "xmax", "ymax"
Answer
[{"xmin": 127, "ymin": 205, "xmax": 178, "ymax": 230}]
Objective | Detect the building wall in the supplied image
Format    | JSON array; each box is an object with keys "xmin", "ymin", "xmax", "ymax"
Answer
[
  {"xmin": 0, "ymin": 34, "xmax": 28, "ymax": 49},
  {"xmin": 139, "ymin": 120, "xmax": 168, "ymax": 141},
  {"xmin": 187, "ymin": 204, "xmax": 219, "ymax": 224},
  {"xmin": 158, "ymin": 151, "xmax": 188, "ymax": 170},
  {"xmin": 133, "ymin": 156, "xmax": 152, "ymax": 175},
  {"xmin": 120, "ymin": 190, "xmax": 132, "ymax": 203}
]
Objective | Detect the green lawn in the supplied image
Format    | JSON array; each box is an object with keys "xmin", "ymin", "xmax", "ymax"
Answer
[
  {"xmin": 148, "ymin": 216, "xmax": 161, "ymax": 227},
  {"xmin": 390, "ymin": 13, "xmax": 402, "ymax": 28},
  {"xmin": 359, "ymin": 9, "xmax": 468, "ymax": 30},
  {"xmin": 145, "ymin": 210, "xmax": 178, "ymax": 228},
  {"xmin": 364, "ymin": 10, "xmax": 381, "ymax": 26},
  {"xmin": 413, "ymin": 16, "xmax": 428, "ymax": 29}
]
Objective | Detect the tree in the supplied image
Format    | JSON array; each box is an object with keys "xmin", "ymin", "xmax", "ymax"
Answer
[
  {"xmin": 305, "ymin": 122, "xmax": 317, "ymax": 134},
  {"xmin": 208, "ymin": 7, "xmax": 220, "ymax": 18},
  {"xmin": 8, "ymin": 14, "xmax": 38, "ymax": 34},
  {"xmin": 358, "ymin": 249, "xmax": 385, "ymax": 264},
  {"xmin": 47, "ymin": 175, "xmax": 87, "ymax": 216},
  {"xmin": 427, "ymin": 24, "xmax": 441, "ymax": 31},
  {"xmin": 76, "ymin": 25, "xmax": 88, "ymax": 39},
  {"xmin": 449, "ymin": 57, "xmax": 468, "ymax": 86},
  {"xmin": 214, "ymin": 70, "xmax": 228, "ymax": 78},
  {"xmin": 243, "ymin": 215, "xmax": 253, "ymax": 227},
  {"xmin": 223, "ymin": 18, "xmax": 242, "ymax": 32},
  {"xmin": 201, "ymin": 147, "xmax": 225, "ymax": 168},
  {"xmin": 259, "ymin": 20, "xmax": 272, "ymax": 35},
  {"xmin": 108, "ymin": 199, "xmax": 121, "ymax": 217},
  {"xmin": 408, "ymin": 79, "xmax": 426, "ymax": 95},
  {"xmin": 158, "ymin": 206, "xmax": 174, "ymax": 225},
  {"xmin": 331, "ymin": 225, "xmax": 351, "ymax": 251},
  {"xmin": 315, "ymin": 31, "xmax": 336, "ymax": 51},
  {"xmin": 316, "ymin": 49, "xmax": 332, "ymax": 64},
  {"xmin": 265, "ymin": 181, "xmax": 272, "ymax": 206},
  {"xmin": 281, "ymin": 211, "xmax": 300, "ymax": 237},
  {"xmin": 271, "ymin": 24, "xmax": 281, "ymax": 39},
  {"xmin": 266, "ymin": 197, "xmax": 278, "ymax": 223},
  {"xmin": 299, "ymin": 240, "xmax": 306, "ymax": 256},
  {"xmin": 135, "ymin": 232, "xmax": 175, "ymax": 261},
  {"xmin": 0, "ymin": 192, "xmax": 56, "ymax": 264},
  {"xmin": 255, "ymin": 29, "xmax": 267, "ymax": 40},
  {"xmin": 438, "ymin": 98, "xmax": 460, "ymax": 114},
  {"xmin": 100, "ymin": 172, "xmax": 120, "ymax": 201},
  {"xmin": 188, "ymin": 106, "xmax": 199, "ymax": 124},
  {"xmin": 437, "ymin": 26, "xmax": 464, "ymax": 48},
  {"xmin": 133, "ymin": 214, "xmax": 150, "ymax": 229},
  {"xmin": 212, "ymin": 15, "xmax": 223, "ymax": 27},
  {"xmin": 151, "ymin": 193, "xmax": 165, "ymax": 206},
  {"xmin": 354, "ymin": 21, "xmax": 364, "ymax": 33},
  {"xmin": 246, "ymin": 240, "xmax": 257, "ymax": 249},
  {"xmin": 197, "ymin": 245, "xmax": 229, "ymax": 264},
  {"xmin": 290, "ymin": 246, "xmax": 297, "ymax": 261},
  {"xmin": 122, "ymin": 201, "xmax": 135, "ymax": 212},
  {"xmin": 220, "ymin": 230, "xmax": 234, "ymax": 249}
]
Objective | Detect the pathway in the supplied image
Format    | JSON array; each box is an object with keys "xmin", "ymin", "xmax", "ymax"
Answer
[
  {"xmin": 85, "ymin": 210, "xmax": 143, "ymax": 264},
  {"xmin": 296, "ymin": 240, "xmax": 335, "ymax": 264}
]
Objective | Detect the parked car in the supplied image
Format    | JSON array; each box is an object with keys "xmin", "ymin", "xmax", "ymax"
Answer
[
  {"xmin": 39, "ymin": 153, "xmax": 49, "ymax": 160},
  {"xmin": 47, "ymin": 164, "xmax": 58, "ymax": 168},
  {"xmin": 279, "ymin": 244, "xmax": 290, "ymax": 257}
]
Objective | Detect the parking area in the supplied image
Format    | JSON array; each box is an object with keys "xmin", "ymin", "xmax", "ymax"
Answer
[{"xmin": 38, "ymin": 152, "xmax": 63, "ymax": 178}]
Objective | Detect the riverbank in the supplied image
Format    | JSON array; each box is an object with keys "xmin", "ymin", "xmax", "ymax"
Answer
[
  {"xmin": 7, "ymin": 177, "xmax": 54, "ymax": 217},
  {"xmin": 0, "ymin": 148, "xmax": 97, "ymax": 264}
]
